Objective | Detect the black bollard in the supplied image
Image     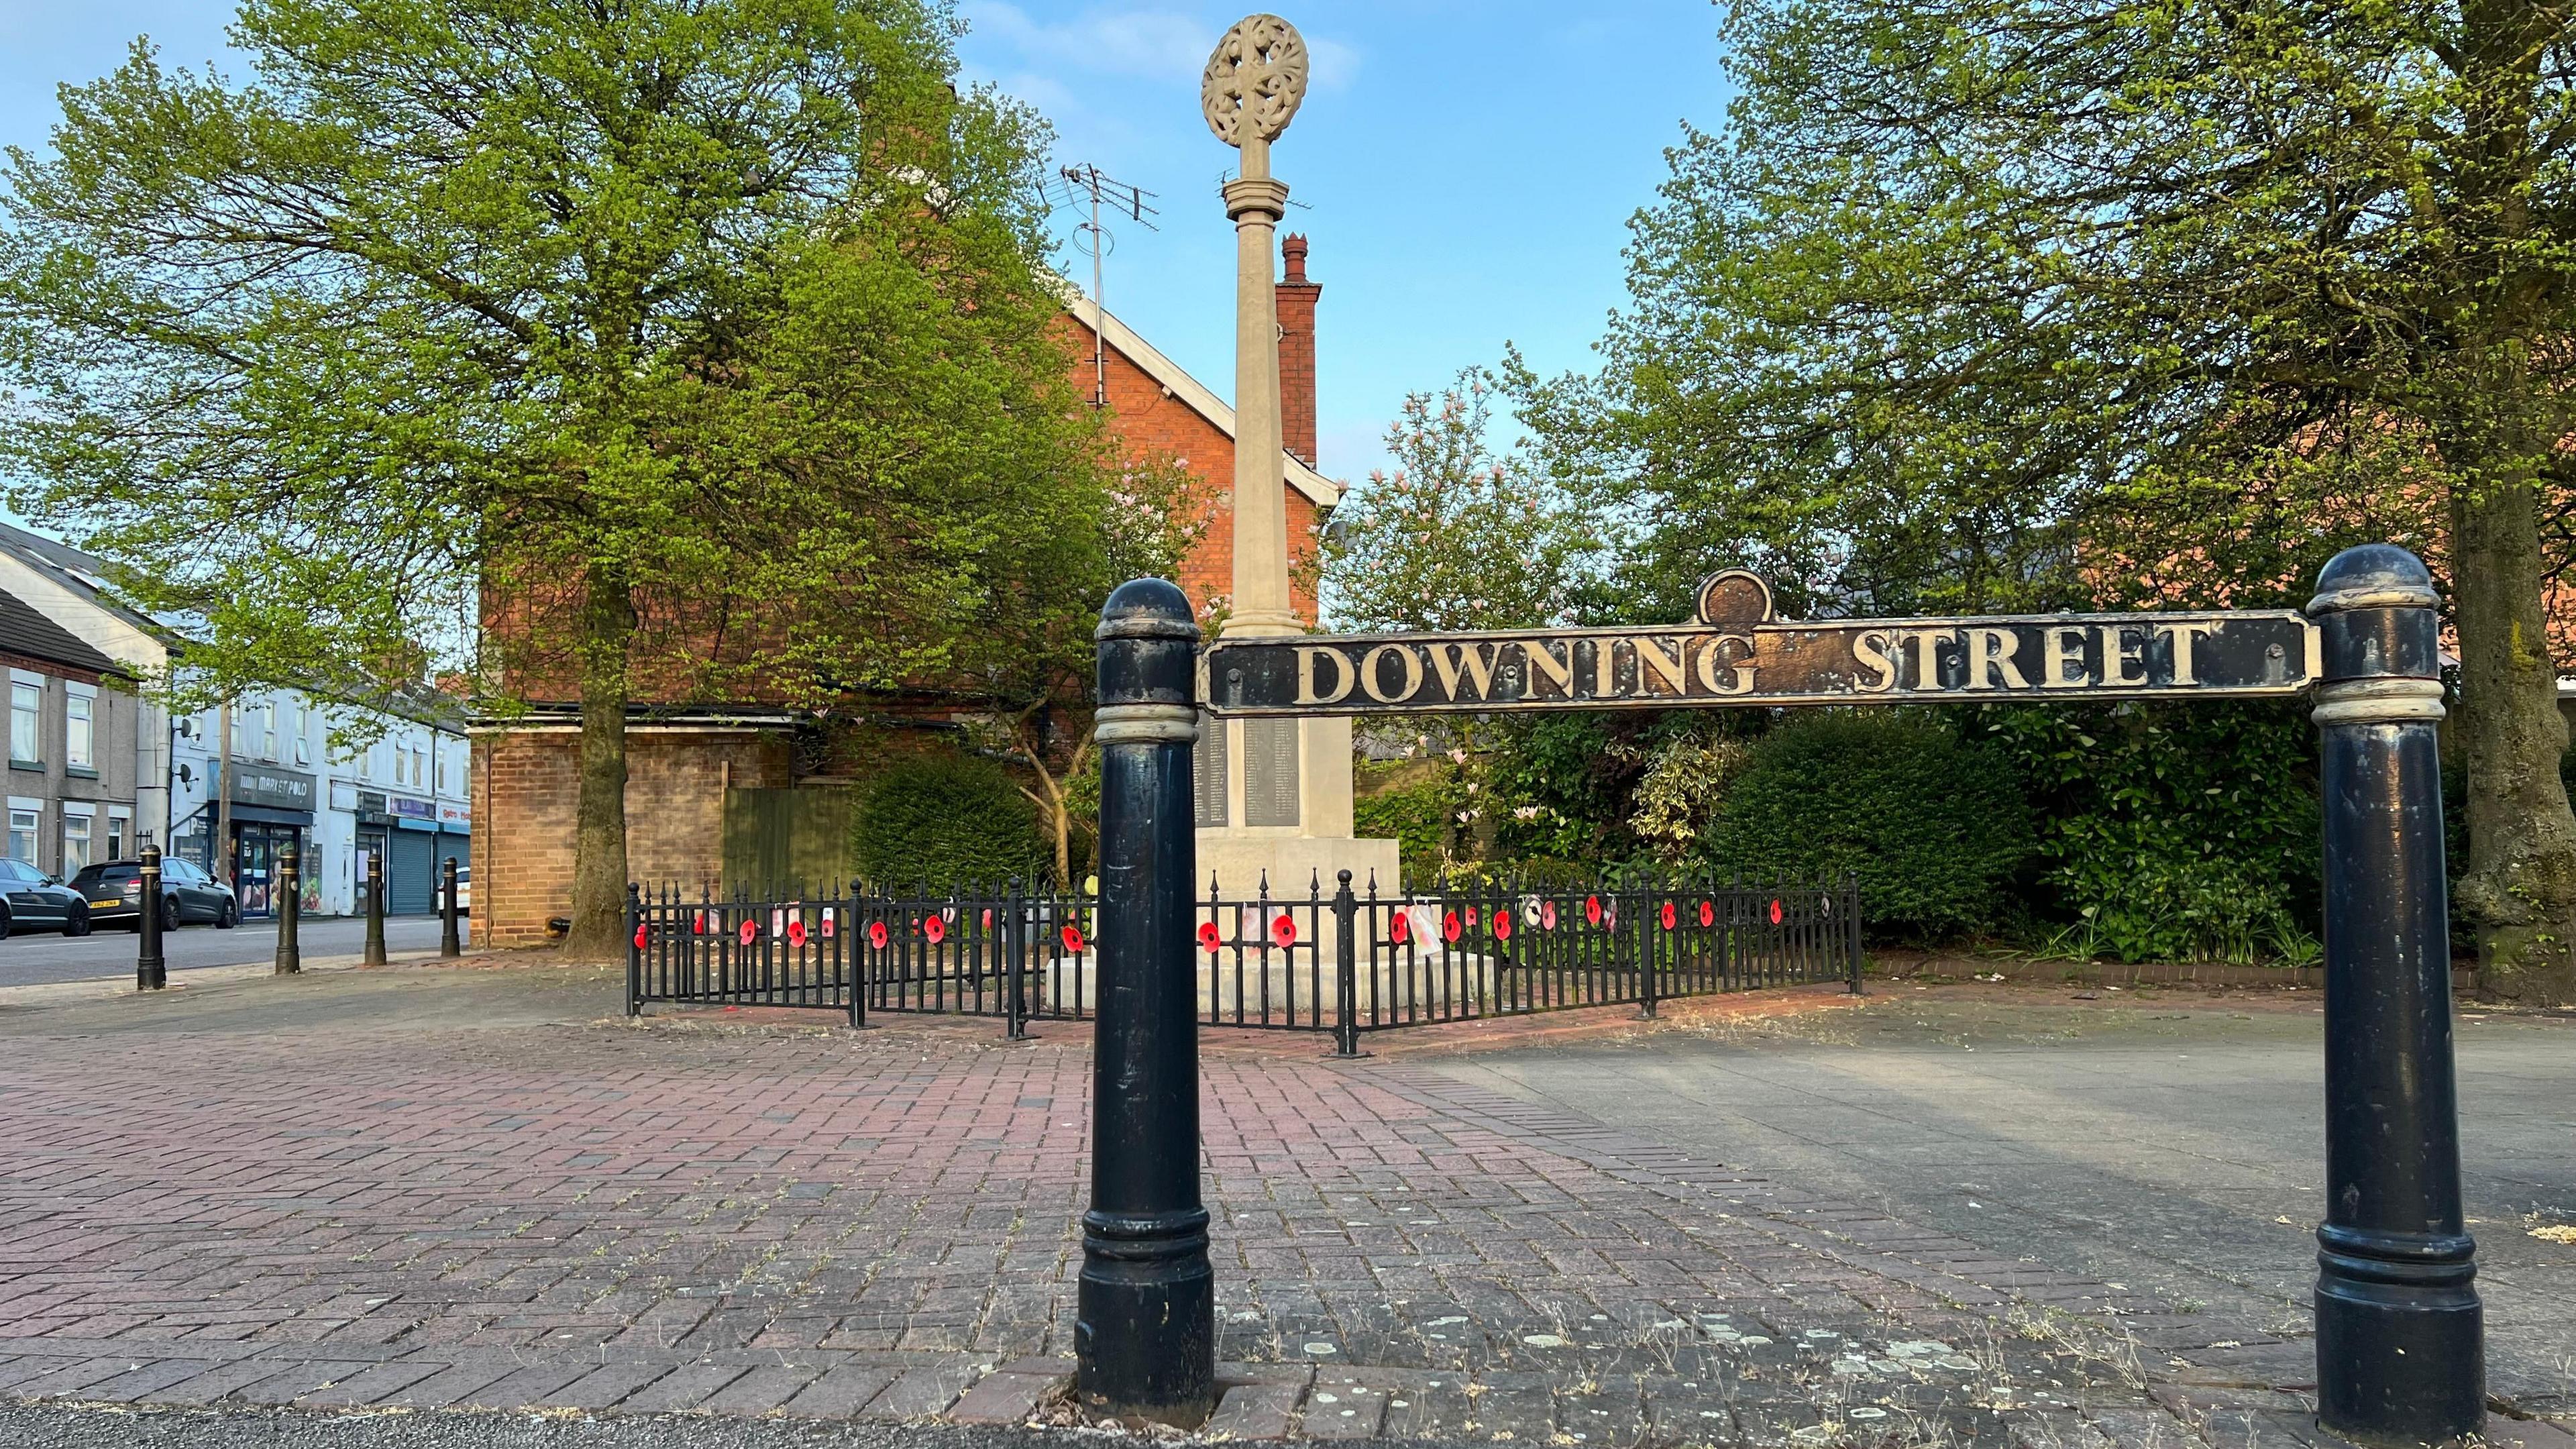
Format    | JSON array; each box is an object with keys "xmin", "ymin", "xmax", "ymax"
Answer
[
  {"xmin": 136, "ymin": 844, "xmax": 166, "ymax": 991},
  {"xmin": 1076, "ymin": 578, "xmax": 1212, "ymax": 1426},
  {"xmin": 364, "ymin": 849, "xmax": 387, "ymax": 966},
  {"xmin": 2307, "ymin": 544, "xmax": 2483, "ymax": 1446},
  {"xmin": 441, "ymin": 856, "xmax": 462, "ymax": 957},
  {"xmin": 275, "ymin": 842, "xmax": 301, "ymax": 975}
]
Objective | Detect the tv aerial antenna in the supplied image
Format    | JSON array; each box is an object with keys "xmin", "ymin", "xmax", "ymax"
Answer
[{"xmin": 1055, "ymin": 165, "xmax": 1159, "ymax": 408}]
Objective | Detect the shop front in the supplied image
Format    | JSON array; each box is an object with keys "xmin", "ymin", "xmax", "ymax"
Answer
[{"xmin": 220, "ymin": 765, "xmax": 317, "ymax": 919}]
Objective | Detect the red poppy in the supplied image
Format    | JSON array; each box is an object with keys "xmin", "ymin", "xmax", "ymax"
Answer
[
  {"xmin": 1542, "ymin": 900, "xmax": 1558, "ymax": 931},
  {"xmin": 925, "ymin": 916, "xmax": 947, "ymax": 945},
  {"xmin": 1465, "ymin": 906, "xmax": 1479, "ymax": 927},
  {"xmin": 867, "ymin": 920, "xmax": 889, "ymax": 950},
  {"xmin": 1660, "ymin": 901, "xmax": 1678, "ymax": 931},
  {"xmin": 820, "ymin": 912, "xmax": 837, "ymax": 940},
  {"xmin": 788, "ymin": 919, "xmax": 809, "ymax": 948},
  {"xmin": 1063, "ymin": 923, "xmax": 1087, "ymax": 953},
  {"xmin": 632, "ymin": 923, "xmax": 649, "ymax": 950},
  {"xmin": 982, "ymin": 908, "xmax": 994, "ymax": 930},
  {"xmin": 1493, "ymin": 911, "xmax": 1513, "ymax": 942},
  {"xmin": 1770, "ymin": 898, "xmax": 1784, "ymax": 925},
  {"xmin": 1585, "ymin": 895, "xmax": 1602, "ymax": 926},
  {"xmin": 1442, "ymin": 910, "xmax": 1462, "ymax": 943},
  {"xmin": 1389, "ymin": 910, "xmax": 1409, "ymax": 944},
  {"xmin": 693, "ymin": 912, "xmax": 707, "ymax": 936},
  {"xmin": 738, "ymin": 918, "xmax": 758, "ymax": 947},
  {"xmin": 1699, "ymin": 900, "xmax": 1715, "ymax": 928},
  {"xmin": 1199, "ymin": 921, "xmax": 1223, "ymax": 953},
  {"xmin": 1271, "ymin": 914, "xmax": 1297, "ymax": 949}
]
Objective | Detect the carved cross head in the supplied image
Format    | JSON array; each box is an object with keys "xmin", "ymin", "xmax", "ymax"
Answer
[{"xmin": 1201, "ymin": 14, "xmax": 1309, "ymax": 148}]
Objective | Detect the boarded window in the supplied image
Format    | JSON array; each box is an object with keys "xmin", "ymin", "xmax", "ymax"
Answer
[{"xmin": 1244, "ymin": 718, "xmax": 1301, "ymax": 827}]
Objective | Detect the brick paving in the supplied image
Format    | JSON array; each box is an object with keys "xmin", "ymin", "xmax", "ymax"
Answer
[{"xmin": 0, "ymin": 971, "xmax": 2549, "ymax": 1447}]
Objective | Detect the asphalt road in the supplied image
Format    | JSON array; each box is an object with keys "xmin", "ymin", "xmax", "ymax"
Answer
[
  {"xmin": 0, "ymin": 915, "xmax": 448, "ymax": 989},
  {"xmin": 1424, "ymin": 985, "xmax": 2576, "ymax": 1414}
]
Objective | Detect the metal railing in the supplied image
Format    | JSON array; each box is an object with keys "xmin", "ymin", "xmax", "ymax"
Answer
[{"xmin": 625, "ymin": 871, "xmax": 1862, "ymax": 1043}]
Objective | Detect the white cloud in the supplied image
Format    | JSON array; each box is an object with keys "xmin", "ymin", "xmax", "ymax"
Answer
[{"xmin": 965, "ymin": 4, "xmax": 1211, "ymax": 80}]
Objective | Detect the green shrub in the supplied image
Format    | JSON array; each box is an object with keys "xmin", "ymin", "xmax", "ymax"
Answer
[
  {"xmin": 1976, "ymin": 701, "xmax": 2319, "ymax": 964},
  {"xmin": 1702, "ymin": 710, "xmax": 2033, "ymax": 941},
  {"xmin": 853, "ymin": 751, "xmax": 1043, "ymax": 890},
  {"xmin": 1353, "ymin": 771, "xmax": 1464, "ymax": 888}
]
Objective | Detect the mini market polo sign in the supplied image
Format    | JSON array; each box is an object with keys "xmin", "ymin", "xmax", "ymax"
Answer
[{"xmin": 1201, "ymin": 572, "xmax": 2316, "ymax": 715}]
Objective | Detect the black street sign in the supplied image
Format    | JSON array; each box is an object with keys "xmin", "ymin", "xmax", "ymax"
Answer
[{"xmin": 1201, "ymin": 572, "xmax": 2316, "ymax": 716}]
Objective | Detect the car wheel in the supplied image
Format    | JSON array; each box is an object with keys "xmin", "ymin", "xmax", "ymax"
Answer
[
  {"xmin": 62, "ymin": 902, "xmax": 89, "ymax": 938},
  {"xmin": 217, "ymin": 897, "xmax": 237, "ymax": 929},
  {"xmin": 161, "ymin": 896, "xmax": 181, "ymax": 931}
]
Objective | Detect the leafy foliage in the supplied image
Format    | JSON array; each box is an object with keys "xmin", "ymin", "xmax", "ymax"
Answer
[
  {"xmin": 1351, "ymin": 766, "xmax": 1466, "ymax": 890},
  {"xmin": 853, "ymin": 752, "xmax": 1042, "ymax": 891},
  {"xmin": 1975, "ymin": 702, "xmax": 2321, "ymax": 965},
  {"xmin": 0, "ymin": 0, "xmax": 1157, "ymax": 945},
  {"xmin": 1509, "ymin": 0, "xmax": 2576, "ymax": 994},
  {"xmin": 1703, "ymin": 711, "xmax": 2033, "ymax": 941},
  {"xmin": 1319, "ymin": 369, "xmax": 1595, "ymax": 633}
]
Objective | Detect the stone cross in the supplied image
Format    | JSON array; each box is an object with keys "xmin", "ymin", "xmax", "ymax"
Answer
[{"xmin": 1201, "ymin": 13, "xmax": 1309, "ymax": 179}]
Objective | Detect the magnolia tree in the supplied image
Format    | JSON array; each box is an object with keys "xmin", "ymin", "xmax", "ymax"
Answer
[{"xmin": 1320, "ymin": 370, "xmax": 1593, "ymax": 634}]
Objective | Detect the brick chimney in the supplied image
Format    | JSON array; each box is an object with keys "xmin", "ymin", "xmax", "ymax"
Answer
[{"xmin": 1277, "ymin": 233, "xmax": 1321, "ymax": 468}]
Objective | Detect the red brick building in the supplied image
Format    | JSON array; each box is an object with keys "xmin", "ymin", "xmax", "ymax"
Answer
[{"xmin": 471, "ymin": 239, "xmax": 1340, "ymax": 945}]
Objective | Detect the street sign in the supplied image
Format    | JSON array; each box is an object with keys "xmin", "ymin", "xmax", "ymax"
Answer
[{"xmin": 1202, "ymin": 571, "xmax": 2316, "ymax": 715}]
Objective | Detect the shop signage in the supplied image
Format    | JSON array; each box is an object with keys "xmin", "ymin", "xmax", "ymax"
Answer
[
  {"xmin": 388, "ymin": 794, "xmax": 435, "ymax": 821},
  {"xmin": 225, "ymin": 764, "xmax": 317, "ymax": 812}
]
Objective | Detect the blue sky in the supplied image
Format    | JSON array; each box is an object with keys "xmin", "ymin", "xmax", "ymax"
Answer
[{"xmin": 0, "ymin": 1, "xmax": 1730, "ymax": 483}]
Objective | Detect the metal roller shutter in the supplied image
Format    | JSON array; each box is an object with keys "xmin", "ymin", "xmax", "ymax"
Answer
[{"xmin": 388, "ymin": 830, "xmax": 436, "ymax": 916}]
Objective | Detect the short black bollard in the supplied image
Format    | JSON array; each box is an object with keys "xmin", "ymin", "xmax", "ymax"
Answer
[
  {"xmin": 364, "ymin": 850, "xmax": 387, "ymax": 966},
  {"xmin": 1075, "ymin": 578, "xmax": 1212, "ymax": 1426},
  {"xmin": 2307, "ymin": 544, "xmax": 2483, "ymax": 1446},
  {"xmin": 275, "ymin": 843, "xmax": 301, "ymax": 976},
  {"xmin": 137, "ymin": 844, "xmax": 166, "ymax": 991},
  {"xmin": 441, "ymin": 857, "xmax": 462, "ymax": 957}
]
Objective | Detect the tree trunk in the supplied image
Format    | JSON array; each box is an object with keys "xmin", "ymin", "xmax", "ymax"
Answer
[
  {"xmin": 2448, "ymin": 474, "xmax": 2576, "ymax": 1004},
  {"xmin": 565, "ymin": 567, "xmax": 635, "ymax": 958}
]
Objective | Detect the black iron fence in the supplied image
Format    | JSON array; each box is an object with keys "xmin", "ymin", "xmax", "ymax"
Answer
[{"xmin": 625, "ymin": 872, "xmax": 1862, "ymax": 1046}]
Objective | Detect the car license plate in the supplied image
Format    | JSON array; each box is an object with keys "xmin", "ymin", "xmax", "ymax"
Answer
[{"xmin": 89, "ymin": 899, "xmax": 123, "ymax": 909}]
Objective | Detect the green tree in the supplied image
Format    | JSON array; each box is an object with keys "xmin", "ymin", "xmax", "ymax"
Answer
[
  {"xmin": 1523, "ymin": 0, "xmax": 2576, "ymax": 1000},
  {"xmin": 0, "ymin": 0, "xmax": 1132, "ymax": 953},
  {"xmin": 1319, "ymin": 368, "xmax": 1595, "ymax": 633}
]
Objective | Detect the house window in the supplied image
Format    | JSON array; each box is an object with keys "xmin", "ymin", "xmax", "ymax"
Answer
[
  {"xmin": 107, "ymin": 810, "xmax": 129, "ymax": 860},
  {"xmin": 259, "ymin": 700, "xmax": 276, "ymax": 761},
  {"xmin": 7, "ymin": 808, "xmax": 36, "ymax": 865},
  {"xmin": 61, "ymin": 813, "xmax": 91, "ymax": 872},
  {"xmin": 292, "ymin": 699, "xmax": 310, "ymax": 765},
  {"xmin": 9, "ymin": 682, "xmax": 38, "ymax": 767},
  {"xmin": 65, "ymin": 693, "xmax": 93, "ymax": 771}
]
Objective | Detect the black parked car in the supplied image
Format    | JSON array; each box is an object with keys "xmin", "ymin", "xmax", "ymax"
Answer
[
  {"xmin": 69, "ymin": 857, "xmax": 238, "ymax": 932},
  {"xmin": 0, "ymin": 859, "xmax": 95, "ymax": 936}
]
